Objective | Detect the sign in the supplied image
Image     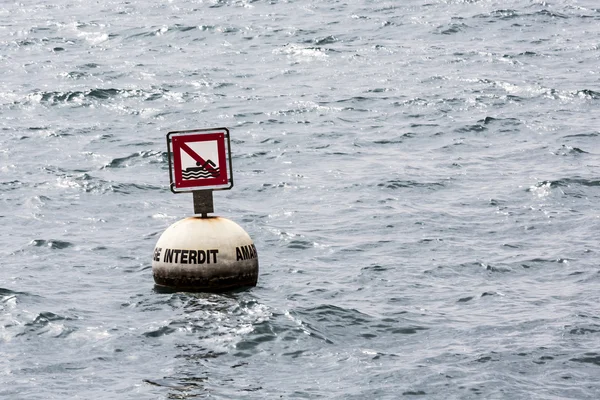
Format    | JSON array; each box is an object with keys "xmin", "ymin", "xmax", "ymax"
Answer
[{"xmin": 167, "ymin": 127, "xmax": 233, "ymax": 193}]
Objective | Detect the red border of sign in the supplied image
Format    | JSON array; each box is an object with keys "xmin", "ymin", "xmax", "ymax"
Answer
[
  {"xmin": 173, "ymin": 133, "xmax": 228, "ymax": 188},
  {"xmin": 167, "ymin": 128, "xmax": 233, "ymax": 193}
]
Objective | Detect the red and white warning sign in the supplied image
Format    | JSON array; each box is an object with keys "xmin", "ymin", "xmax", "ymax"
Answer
[{"xmin": 167, "ymin": 127, "xmax": 233, "ymax": 192}]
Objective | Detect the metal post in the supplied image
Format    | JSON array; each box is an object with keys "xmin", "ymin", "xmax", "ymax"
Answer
[{"xmin": 193, "ymin": 190, "xmax": 214, "ymax": 218}]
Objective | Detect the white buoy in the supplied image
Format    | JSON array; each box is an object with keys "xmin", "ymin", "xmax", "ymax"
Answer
[
  {"xmin": 155, "ymin": 127, "xmax": 258, "ymax": 292},
  {"xmin": 152, "ymin": 216, "xmax": 258, "ymax": 292}
]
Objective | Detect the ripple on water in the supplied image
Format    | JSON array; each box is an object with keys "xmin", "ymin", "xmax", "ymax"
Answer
[{"xmin": 29, "ymin": 239, "xmax": 74, "ymax": 249}]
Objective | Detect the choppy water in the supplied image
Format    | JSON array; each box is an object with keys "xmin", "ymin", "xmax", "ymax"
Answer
[{"xmin": 1, "ymin": 0, "xmax": 599, "ymax": 398}]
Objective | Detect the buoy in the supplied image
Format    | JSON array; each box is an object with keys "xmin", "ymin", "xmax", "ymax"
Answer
[
  {"xmin": 152, "ymin": 216, "xmax": 258, "ymax": 292},
  {"xmin": 152, "ymin": 127, "xmax": 259, "ymax": 292}
]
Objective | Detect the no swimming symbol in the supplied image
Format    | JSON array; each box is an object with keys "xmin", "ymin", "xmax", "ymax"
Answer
[
  {"xmin": 179, "ymin": 141, "xmax": 220, "ymax": 180},
  {"xmin": 168, "ymin": 128, "xmax": 232, "ymax": 192}
]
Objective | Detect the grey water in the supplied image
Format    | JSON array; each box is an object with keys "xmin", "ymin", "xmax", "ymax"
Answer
[{"xmin": 1, "ymin": 0, "xmax": 599, "ymax": 398}]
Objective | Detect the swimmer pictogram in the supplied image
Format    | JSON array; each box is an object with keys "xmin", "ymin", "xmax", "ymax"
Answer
[{"xmin": 182, "ymin": 159, "xmax": 219, "ymax": 180}]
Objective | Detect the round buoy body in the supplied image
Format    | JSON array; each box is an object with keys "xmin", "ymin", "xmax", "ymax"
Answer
[{"xmin": 152, "ymin": 217, "xmax": 258, "ymax": 292}]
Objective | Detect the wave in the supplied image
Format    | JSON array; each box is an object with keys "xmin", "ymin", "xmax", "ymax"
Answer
[
  {"xmin": 378, "ymin": 179, "xmax": 446, "ymax": 190},
  {"xmin": 29, "ymin": 239, "xmax": 73, "ymax": 249},
  {"xmin": 182, "ymin": 168, "xmax": 221, "ymax": 180},
  {"xmin": 21, "ymin": 87, "xmax": 182, "ymax": 107},
  {"xmin": 104, "ymin": 150, "xmax": 167, "ymax": 169}
]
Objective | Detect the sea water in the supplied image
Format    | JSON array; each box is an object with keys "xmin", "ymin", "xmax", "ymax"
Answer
[{"xmin": 1, "ymin": 0, "xmax": 599, "ymax": 398}]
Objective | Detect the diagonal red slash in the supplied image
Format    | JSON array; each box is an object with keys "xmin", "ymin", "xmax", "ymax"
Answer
[{"xmin": 179, "ymin": 142, "xmax": 219, "ymax": 177}]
